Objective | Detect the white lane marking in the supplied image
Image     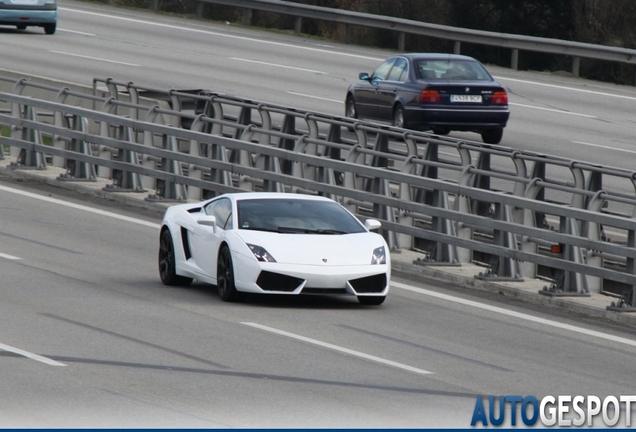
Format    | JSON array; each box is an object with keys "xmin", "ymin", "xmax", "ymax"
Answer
[
  {"xmin": 509, "ymin": 102, "xmax": 597, "ymax": 118},
  {"xmin": 573, "ymin": 140, "xmax": 636, "ymax": 155},
  {"xmin": 59, "ymin": 7, "xmax": 383, "ymax": 62},
  {"xmin": 58, "ymin": 28, "xmax": 95, "ymax": 36},
  {"xmin": 0, "ymin": 252, "xmax": 21, "ymax": 260},
  {"xmin": 496, "ymin": 76, "xmax": 636, "ymax": 102},
  {"xmin": 392, "ymin": 281, "xmax": 636, "ymax": 348},
  {"xmin": 0, "ymin": 342, "xmax": 66, "ymax": 366},
  {"xmin": 0, "ymin": 185, "xmax": 160, "ymax": 229},
  {"xmin": 287, "ymin": 91, "xmax": 342, "ymax": 103},
  {"xmin": 231, "ymin": 57, "xmax": 325, "ymax": 74},
  {"xmin": 241, "ymin": 322, "xmax": 433, "ymax": 375},
  {"xmin": 49, "ymin": 50, "xmax": 140, "ymax": 67}
]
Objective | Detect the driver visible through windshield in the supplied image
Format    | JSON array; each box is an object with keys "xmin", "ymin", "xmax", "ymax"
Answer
[{"xmin": 237, "ymin": 198, "xmax": 366, "ymax": 234}]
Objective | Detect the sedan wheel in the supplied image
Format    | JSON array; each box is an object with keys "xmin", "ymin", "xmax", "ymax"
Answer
[
  {"xmin": 481, "ymin": 128, "xmax": 503, "ymax": 144},
  {"xmin": 345, "ymin": 97, "xmax": 357, "ymax": 119},
  {"xmin": 158, "ymin": 229, "xmax": 193, "ymax": 286},
  {"xmin": 16, "ymin": 24, "xmax": 26, "ymax": 30},
  {"xmin": 44, "ymin": 23, "xmax": 56, "ymax": 35},
  {"xmin": 217, "ymin": 245, "xmax": 242, "ymax": 302},
  {"xmin": 393, "ymin": 105, "xmax": 407, "ymax": 129},
  {"xmin": 358, "ymin": 296, "xmax": 386, "ymax": 306}
]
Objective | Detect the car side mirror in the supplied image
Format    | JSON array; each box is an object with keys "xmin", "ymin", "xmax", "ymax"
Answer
[
  {"xmin": 359, "ymin": 72, "xmax": 370, "ymax": 81},
  {"xmin": 365, "ymin": 219, "xmax": 381, "ymax": 231},
  {"xmin": 197, "ymin": 215, "xmax": 217, "ymax": 230}
]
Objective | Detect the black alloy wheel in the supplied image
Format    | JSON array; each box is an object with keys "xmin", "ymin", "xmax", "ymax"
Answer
[
  {"xmin": 217, "ymin": 245, "xmax": 242, "ymax": 302},
  {"xmin": 158, "ymin": 229, "xmax": 193, "ymax": 286}
]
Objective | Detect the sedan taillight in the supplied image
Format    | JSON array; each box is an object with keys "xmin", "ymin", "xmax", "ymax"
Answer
[
  {"xmin": 491, "ymin": 91, "xmax": 508, "ymax": 105},
  {"xmin": 419, "ymin": 89, "xmax": 441, "ymax": 103}
]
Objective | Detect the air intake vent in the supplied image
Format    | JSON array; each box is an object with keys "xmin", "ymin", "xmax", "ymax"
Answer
[
  {"xmin": 257, "ymin": 271, "xmax": 304, "ymax": 292},
  {"xmin": 349, "ymin": 273, "xmax": 387, "ymax": 293}
]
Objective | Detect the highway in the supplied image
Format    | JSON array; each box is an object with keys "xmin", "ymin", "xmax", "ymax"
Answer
[{"xmin": 2, "ymin": 0, "xmax": 636, "ymax": 427}]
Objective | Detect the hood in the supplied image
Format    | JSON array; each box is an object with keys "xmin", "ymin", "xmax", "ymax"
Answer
[{"xmin": 236, "ymin": 231, "xmax": 384, "ymax": 266}]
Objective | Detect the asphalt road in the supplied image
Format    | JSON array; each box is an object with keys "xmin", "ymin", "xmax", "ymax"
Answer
[
  {"xmin": 1, "ymin": 178, "xmax": 636, "ymax": 427},
  {"xmin": 3, "ymin": 1, "xmax": 636, "ymax": 427}
]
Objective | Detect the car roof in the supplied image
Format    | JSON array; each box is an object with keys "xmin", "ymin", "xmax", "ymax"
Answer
[
  {"xmin": 394, "ymin": 53, "xmax": 479, "ymax": 62},
  {"xmin": 215, "ymin": 192, "xmax": 333, "ymax": 202}
]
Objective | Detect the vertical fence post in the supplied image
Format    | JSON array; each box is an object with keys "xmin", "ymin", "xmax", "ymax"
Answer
[{"xmin": 511, "ymin": 49, "xmax": 519, "ymax": 70}]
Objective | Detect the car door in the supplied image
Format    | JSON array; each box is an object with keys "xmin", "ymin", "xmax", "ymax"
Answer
[
  {"xmin": 354, "ymin": 58, "xmax": 396, "ymax": 119},
  {"xmin": 376, "ymin": 57, "xmax": 408, "ymax": 121},
  {"xmin": 190, "ymin": 197, "xmax": 233, "ymax": 279}
]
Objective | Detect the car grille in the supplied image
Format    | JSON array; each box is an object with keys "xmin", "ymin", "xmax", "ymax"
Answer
[
  {"xmin": 256, "ymin": 271, "xmax": 304, "ymax": 292},
  {"xmin": 349, "ymin": 273, "xmax": 387, "ymax": 293},
  {"xmin": 301, "ymin": 288, "xmax": 348, "ymax": 295}
]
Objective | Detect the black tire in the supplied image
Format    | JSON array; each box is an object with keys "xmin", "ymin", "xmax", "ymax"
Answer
[
  {"xmin": 217, "ymin": 245, "xmax": 242, "ymax": 302},
  {"xmin": 481, "ymin": 128, "xmax": 503, "ymax": 144},
  {"xmin": 16, "ymin": 24, "xmax": 26, "ymax": 30},
  {"xmin": 158, "ymin": 229, "xmax": 193, "ymax": 286},
  {"xmin": 432, "ymin": 127, "xmax": 450, "ymax": 136},
  {"xmin": 44, "ymin": 23, "xmax": 56, "ymax": 35},
  {"xmin": 358, "ymin": 296, "xmax": 386, "ymax": 306},
  {"xmin": 393, "ymin": 105, "xmax": 407, "ymax": 129},
  {"xmin": 345, "ymin": 96, "xmax": 357, "ymax": 119}
]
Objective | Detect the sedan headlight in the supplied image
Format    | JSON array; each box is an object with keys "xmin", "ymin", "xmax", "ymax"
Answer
[
  {"xmin": 247, "ymin": 244, "xmax": 277, "ymax": 262},
  {"xmin": 371, "ymin": 246, "xmax": 386, "ymax": 265}
]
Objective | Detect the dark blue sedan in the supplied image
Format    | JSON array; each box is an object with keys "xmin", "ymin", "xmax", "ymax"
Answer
[{"xmin": 345, "ymin": 53, "xmax": 510, "ymax": 144}]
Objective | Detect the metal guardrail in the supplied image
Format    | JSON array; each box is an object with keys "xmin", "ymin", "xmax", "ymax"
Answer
[
  {"xmin": 1, "ymin": 76, "xmax": 636, "ymax": 310},
  {"xmin": 187, "ymin": 0, "xmax": 636, "ymax": 78}
]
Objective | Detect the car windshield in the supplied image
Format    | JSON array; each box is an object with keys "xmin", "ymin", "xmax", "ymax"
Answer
[
  {"xmin": 415, "ymin": 59, "xmax": 492, "ymax": 81},
  {"xmin": 237, "ymin": 198, "xmax": 366, "ymax": 234}
]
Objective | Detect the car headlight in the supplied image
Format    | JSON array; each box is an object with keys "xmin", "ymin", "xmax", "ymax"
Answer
[
  {"xmin": 247, "ymin": 244, "xmax": 277, "ymax": 262},
  {"xmin": 371, "ymin": 246, "xmax": 386, "ymax": 265}
]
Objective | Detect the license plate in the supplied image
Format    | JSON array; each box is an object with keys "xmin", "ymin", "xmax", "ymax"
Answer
[
  {"xmin": 451, "ymin": 94, "xmax": 482, "ymax": 103},
  {"xmin": 10, "ymin": 0, "xmax": 39, "ymax": 4}
]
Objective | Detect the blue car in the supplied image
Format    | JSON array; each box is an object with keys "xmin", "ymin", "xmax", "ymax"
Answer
[
  {"xmin": 345, "ymin": 53, "xmax": 510, "ymax": 144},
  {"xmin": 0, "ymin": 0, "xmax": 57, "ymax": 34}
]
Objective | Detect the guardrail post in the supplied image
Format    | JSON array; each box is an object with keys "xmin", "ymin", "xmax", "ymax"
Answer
[
  {"xmin": 196, "ymin": 1, "xmax": 204, "ymax": 17},
  {"xmin": 521, "ymin": 178, "xmax": 542, "ymax": 279},
  {"xmin": 294, "ymin": 16, "xmax": 302, "ymax": 34},
  {"xmin": 414, "ymin": 140, "xmax": 438, "ymax": 205},
  {"xmin": 572, "ymin": 56, "xmax": 580, "ymax": 77},
  {"xmin": 471, "ymin": 152, "xmax": 492, "ymax": 216},
  {"xmin": 10, "ymin": 105, "xmax": 46, "ymax": 170},
  {"xmin": 398, "ymin": 32, "xmax": 405, "ymax": 52},
  {"xmin": 583, "ymin": 191, "xmax": 606, "ymax": 294},
  {"xmin": 373, "ymin": 178, "xmax": 400, "ymax": 251},
  {"xmin": 345, "ymin": 24, "xmax": 352, "ymax": 44},
  {"xmin": 103, "ymin": 125, "xmax": 145, "ymax": 193},
  {"xmin": 278, "ymin": 114, "xmax": 296, "ymax": 174},
  {"xmin": 147, "ymin": 134, "xmax": 188, "ymax": 202},
  {"xmin": 426, "ymin": 189, "xmax": 460, "ymax": 264},
  {"xmin": 475, "ymin": 202, "xmax": 523, "ymax": 281},
  {"xmin": 511, "ymin": 49, "xmax": 519, "ymax": 70},
  {"xmin": 453, "ymin": 41, "xmax": 461, "ymax": 54},
  {"xmin": 243, "ymin": 8, "xmax": 253, "ymax": 26},
  {"xmin": 57, "ymin": 114, "xmax": 96, "ymax": 182},
  {"xmin": 608, "ymin": 230, "xmax": 636, "ymax": 311},
  {"xmin": 540, "ymin": 216, "xmax": 590, "ymax": 296}
]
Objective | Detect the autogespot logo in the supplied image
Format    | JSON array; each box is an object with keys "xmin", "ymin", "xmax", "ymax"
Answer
[{"xmin": 470, "ymin": 395, "xmax": 636, "ymax": 427}]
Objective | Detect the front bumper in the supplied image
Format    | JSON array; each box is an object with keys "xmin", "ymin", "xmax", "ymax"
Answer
[{"xmin": 233, "ymin": 252, "xmax": 390, "ymax": 296}]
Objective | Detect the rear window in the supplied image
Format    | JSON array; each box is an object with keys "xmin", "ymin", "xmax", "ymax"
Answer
[{"xmin": 416, "ymin": 59, "xmax": 492, "ymax": 81}]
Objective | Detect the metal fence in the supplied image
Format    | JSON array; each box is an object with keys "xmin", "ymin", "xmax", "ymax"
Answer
[
  {"xmin": 136, "ymin": 0, "xmax": 636, "ymax": 80},
  {"xmin": 1, "ymin": 75, "xmax": 635, "ymax": 310}
]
